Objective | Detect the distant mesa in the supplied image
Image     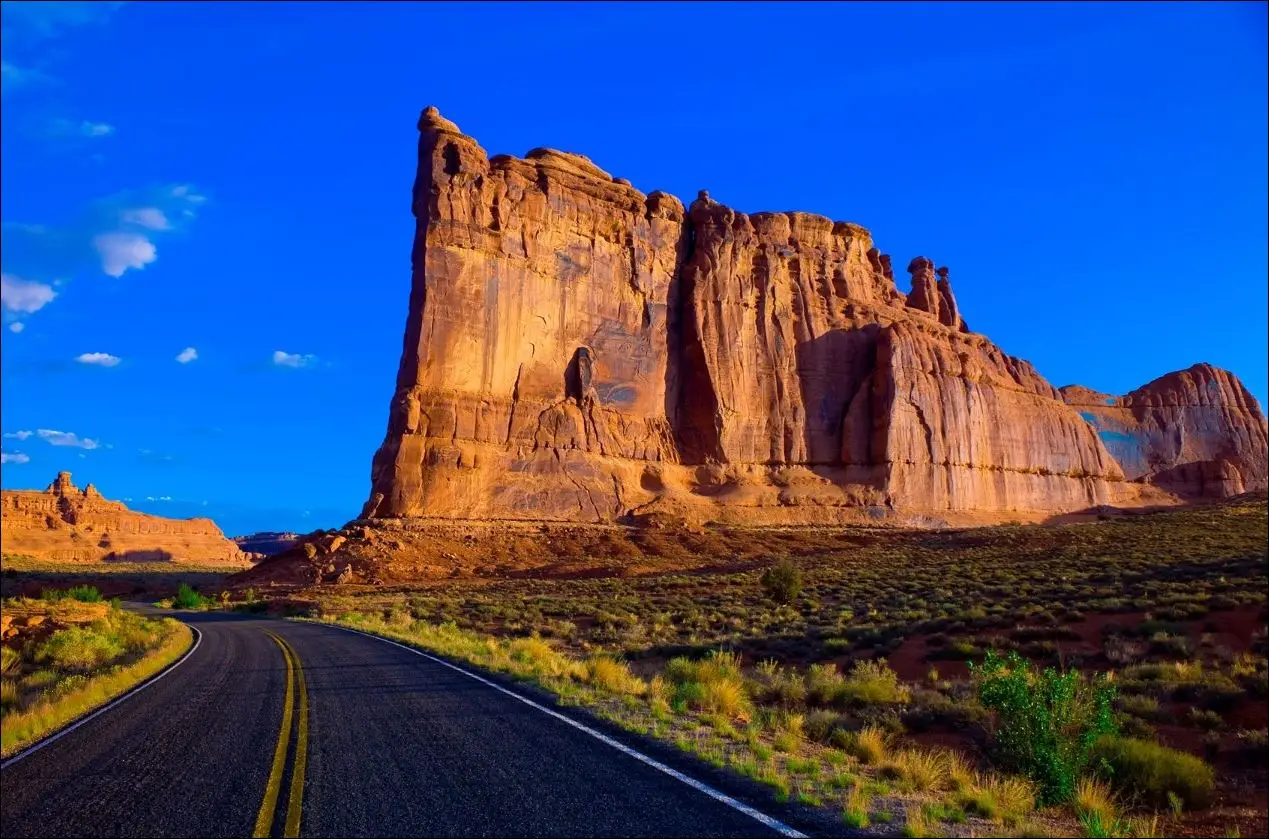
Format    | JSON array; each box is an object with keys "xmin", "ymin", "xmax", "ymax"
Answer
[
  {"xmin": 0, "ymin": 472, "xmax": 249, "ymax": 565},
  {"xmin": 354, "ymin": 106, "xmax": 1267, "ymax": 526}
]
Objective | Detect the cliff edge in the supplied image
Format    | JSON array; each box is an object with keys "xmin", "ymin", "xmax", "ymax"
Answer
[
  {"xmin": 1, "ymin": 472, "xmax": 250, "ymax": 565},
  {"xmin": 359, "ymin": 107, "xmax": 1266, "ymax": 525}
]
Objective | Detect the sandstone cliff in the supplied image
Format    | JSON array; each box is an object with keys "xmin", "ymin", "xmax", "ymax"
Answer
[
  {"xmin": 1061, "ymin": 364, "xmax": 1268, "ymax": 498},
  {"xmin": 1, "ymin": 472, "xmax": 250, "ymax": 565},
  {"xmin": 360, "ymin": 107, "xmax": 1266, "ymax": 524}
]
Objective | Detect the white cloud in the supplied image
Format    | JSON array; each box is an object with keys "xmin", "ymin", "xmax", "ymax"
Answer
[
  {"xmin": 1, "ymin": 452, "xmax": 31, "ymax": 464},
  {"xmin": 36, "ymin": 429, "xmax": 99, "ymax": 449},
  {"xmin": 93, "ymin": 232, "xmax": 156, "ymax": 277},
  {"xmin": 273, "ymin": 350, "xmax": 316, "ymax": 368},
  {"xmin": 46, "ymin": 118, "xmax": 114, "ymax": 140},
  {"xmin": 170, "ymin": 184, "xmax": 206, "ymax": 203},
  {"xmin": 145, "ymin": 496, "xmax": 173, "ymax": 502},
  {"xmin": 81, "ymin": 120, "xmax": 113, "ymax": 137},
  {"xmin": 9, "ymin": 322, "xmax": 25, "ymax": 333},
  {"xmin": 121, "ymin": 207, "xmax": 169, "ymax": 230},
  {"xmin": 4, "ymin": 431, "xmax": 34, "ymax": 440},
  {"xmin": 4, "ymin": 184, "xmax": 206, "ymax": 287},
  {"xmin": 0, "ymin": 60, "xmax": 53, "ymax": 91},
  {"xmin": 1, "ymin": 273, "xmax": 57, "ymax": 313},
  {"xmin": 75, "ymin": 352, "xmax": 121, "ymax": 367},
  {"xmin": 176, "ymin": 347, "xmax": 198, "ymax": 364},
  {"xmin": 0, "ymin": 2, "xmax": 124, "ymax": 93}
]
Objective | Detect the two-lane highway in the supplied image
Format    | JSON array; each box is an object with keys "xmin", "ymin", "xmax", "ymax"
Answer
[{"xmin": 0, "ymin": 613, "xmax": 802, "ymax": 838}]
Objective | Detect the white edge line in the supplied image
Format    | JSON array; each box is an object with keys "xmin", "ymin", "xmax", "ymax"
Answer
[
  {"xmin": 1, "ymin": 624, "xmax": 203, "ymax": 769},
  {"xmin": 326, "ymin": 623, "xmax": 808, "ymax": 839}
]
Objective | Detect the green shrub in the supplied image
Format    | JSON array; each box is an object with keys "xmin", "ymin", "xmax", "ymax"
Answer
[
  {"xmin": 663, "ymin": 650, "xmax": 751, "ymax": 719},
  {"xmin": 1092, "ymin": 737, "xmax": 1215, "ymax": 810},
  {"xmin": 173, "ymin": 583, "xmax": 207, "ymax": 610},
  {"xmin": 39, "ymin": 585, "xmax": 104, "ymax": 603},
  {"xmin": 840, "ymin": 659, "xmax": 910, "ymax": 706},
  {"xmin": 802, "ymin": 708, "xmax": 841, "ymax": 743},
  {"xmin": 970, "ymin": 649, "xmax": 1117, "ymax": 805},
  {"xmin": 760, "ymin": 561, "xmax": 802, "ymax": 604},
  {"xmin": 35, "ymin": 627, "xmax": 125, "ymax": 671}
]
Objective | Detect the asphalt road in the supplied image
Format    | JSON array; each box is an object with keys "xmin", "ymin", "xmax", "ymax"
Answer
[{"xmin": 0, "ymin": 612, "xmax": 802, "ymax": 838}]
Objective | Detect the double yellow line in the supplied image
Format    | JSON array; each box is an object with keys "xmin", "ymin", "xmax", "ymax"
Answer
[{"xmin": 254, "ymin": 632, "xmax": 309, "ymax": 838}]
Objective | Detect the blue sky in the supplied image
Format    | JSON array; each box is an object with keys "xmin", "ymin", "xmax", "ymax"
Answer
[{"xmin": 1, "ymin": 1, "xmax": 1265, "ymax": 536}]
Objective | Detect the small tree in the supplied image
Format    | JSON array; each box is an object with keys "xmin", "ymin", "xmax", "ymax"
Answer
[
  {"xmin": 173, "ymin": 583, "xmax": 206, "ymax": 610},
  {"xmin": 969, "ymin": 649, "xmax": 1117, "ymax": 805},
  {"xmin": 760, "ymin": 561, "xmax": 803, "ymax": 604}
]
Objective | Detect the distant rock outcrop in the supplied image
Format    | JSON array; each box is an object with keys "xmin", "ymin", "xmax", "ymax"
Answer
[
  {"xmin": 232, "ymin": 531, "xmax": 303, "ymax": 558},
  {"xmin": 358, "ymin": 106, "xmax": 1267, "ymax": 525},
  {"xmin": 1, "ymin": 472, "xmax": 249, "ymax": 565},
  {"xmin": 1061, "ymin": 364, "xmax": 1268, "ymax": 498}
]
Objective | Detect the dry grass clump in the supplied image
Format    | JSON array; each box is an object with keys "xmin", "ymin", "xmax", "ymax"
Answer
[
  {"xmin": 1074, "ymin": 777, "xmax": 1118, "ymax": 827},
  {"xmin": 584, "ymin": 657, "xmax": 646, "ymax": 695},
  {"xmin": 805, "ymin": 662, "xmax": 846, "ymax": 705},
  {"xmin": 957, "ymin": 773, "xmax": 1036, "ymax": 827},
  {"xmin": 841, "ymin": 783, "xmax": 872, "ymax": 828},
  {"xmin": 839, "ymin": 659, "xmax": 910, "ymax": 706},
  {"xmin": 840, "ymin": 725, "xmax": 889, "ymax": 765},
  {"xmin": 508, "ymin": 636, "xmax": 587, "ymax": 681},
  {"xmin": 901, "ymin": 804, "xmax": 935, "ymax": 839},
  {"xmin": 881, "ymin": 748, "xmax": 948, "ymax": 793},
  {"xmin": 663, "ymin": 651, "xmax": 752, "ymax": 721}
]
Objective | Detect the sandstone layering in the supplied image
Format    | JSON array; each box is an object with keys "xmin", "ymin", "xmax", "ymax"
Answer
[
  {"xmin": 360, "ymin": 107, "xmax": 1267, "ymax": 525},
  {"xmin": 1, "ymin": 472, "xmax": 250, "ymax": 565}
]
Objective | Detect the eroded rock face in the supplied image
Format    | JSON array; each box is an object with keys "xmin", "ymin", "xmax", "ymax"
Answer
[
  {"xmin": 361, "ymin": 107, "xmax": 1267, "ymax": 523},
  {"xmin": 1062, "ymin": 364, "xmax": 1269, "ymax": 498},
  {"xmin": 0, "ymin": 472, "xmax": 249, "ymax": 564}
]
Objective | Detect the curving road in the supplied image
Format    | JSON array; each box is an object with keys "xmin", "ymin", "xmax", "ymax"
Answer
[{"xmin": 0, "ymin": 612, "xmax": 806, "ymax": 838}]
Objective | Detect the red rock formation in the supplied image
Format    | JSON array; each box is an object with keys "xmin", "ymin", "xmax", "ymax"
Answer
[
  {"xmin": 1061, "ymin": 364, "xmax": 1268, "ymax": 497},
  {"xmin": 360, "ymin": 107, "xmax": 1266, "ymax": 524},
  {"xmin": 1, "ymin": 472, "xmax": 249, "ymax": 564}
]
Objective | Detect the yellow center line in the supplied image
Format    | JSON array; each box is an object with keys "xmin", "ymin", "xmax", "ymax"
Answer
[
  {"xmin": 254, "ymin": 632, "xmax": 294, "ymax": 839},
  {"xmin": 282, "ymin": 635, "xmax": 309, "ymax": 839}
]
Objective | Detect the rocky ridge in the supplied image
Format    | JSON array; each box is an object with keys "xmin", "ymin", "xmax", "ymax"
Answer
[{"xmin": 1, "ymin": 472, "xmax": 250, "ymax": 565}]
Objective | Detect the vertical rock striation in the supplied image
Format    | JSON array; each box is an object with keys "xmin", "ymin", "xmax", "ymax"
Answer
[{"xmin": 361, "ymin": 107, "xmax": 1267, "ymax": 524}]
